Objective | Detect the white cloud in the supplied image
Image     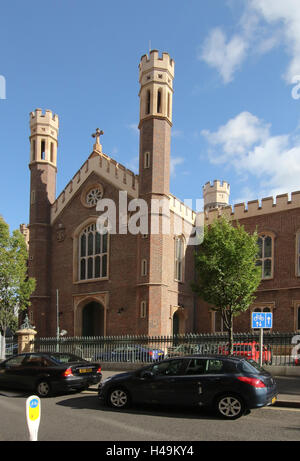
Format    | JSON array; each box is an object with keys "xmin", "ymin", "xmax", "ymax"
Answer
[
  {"xmin": 200, "ymin": 28, "xmax": 248, "ymax": 84},
  {"xmin": 202, "ymin": 112, "xmax": 270, "ymax": 162},
  {"xmin": 127, "ymin": 123, "xmax": 139, "ymax": 134},
  {"xmin": 200, "ymin": 0, "xmax": 300, "ymax": 84},
  {"xmin": 202, "ymin": 111, "xmax": 300, "ymax": 198},
  {"xmin": 170, "ymin": 156, "xmax": 184, "ymax": 176},
  {"xmin": 249, "ymin": 0, "xmax": 300, "ymax": 83}
]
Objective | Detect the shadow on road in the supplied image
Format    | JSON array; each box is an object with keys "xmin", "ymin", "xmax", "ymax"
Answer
[{"xmin": 56, "ymin": 394, "xmax": 233, "ymax": 421}]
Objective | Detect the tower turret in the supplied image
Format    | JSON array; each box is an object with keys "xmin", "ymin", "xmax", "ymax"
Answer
[
  {"xmin": 138, "ymin": 50, "xmax": 175, "ymax": 199},
  {"xmin": 203, "ymin": 180, "xmax": 230, "ymax": 211},
  {"xmin": 139, "ymin": 50, "xmax": 175, "ymax": 127},
  {"xmin": 137, "ymin": 51, "xmax": 175, "ymax": 336},
  {"xmin": 28, "ymin": 109, "xmax": 59, "ymax": 335}
]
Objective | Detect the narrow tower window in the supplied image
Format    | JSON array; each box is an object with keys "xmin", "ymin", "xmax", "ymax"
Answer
[
  {"xmin": 157, "ymin": 89, "xmax": 162, "ymax": 113},
  {"xmin": 50, "ymin": 142, "xmax": 54, "ymax": 163},
  {"xmin": 141, "ymin": 259, "xmax": 147, "ymax": 276},
  {"xmin": 140, "ymin": 301, "xmax": 147, "ymax": 319},
  {"xmin": 144, "ymin": 152, "xmax": 151, "ymax": 169},
  {"xmin": 167, "ymin": 93, "xmax": 171, "ymax": 118},
  {"xmin": 41, "ymin": 140, "xmax": 46, "ymax": 160},
  {"xmin": 32, "ymin": 140, "xmax": 36, "ymax": 161},
  {"xmin": 146, "ymin": 90, "xmax": 151, "ymax": 115}
]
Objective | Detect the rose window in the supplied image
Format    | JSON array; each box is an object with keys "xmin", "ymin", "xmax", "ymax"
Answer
[{"xmin": 86, "ymin": 188, "xmax": 103, "ymax": 207}]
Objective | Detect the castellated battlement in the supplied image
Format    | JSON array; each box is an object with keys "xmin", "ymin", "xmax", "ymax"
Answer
[
  {"xmin": 204, "ymin": 191, "xmax": 300, "ymax": 224},
  {"xmin": 30, "ymin": 109, "xmax": 59, "ymax": 138},
  {"xmin": 203, "ymin": 180, "xmax": 230, "ymax": 211},
  {"xmin": 203, "ymin": 180, "xmax": 230, "ymax": 195},
  {"xmin": 139, "ymin": 50, "xmax": 175, "ymax": 80}
]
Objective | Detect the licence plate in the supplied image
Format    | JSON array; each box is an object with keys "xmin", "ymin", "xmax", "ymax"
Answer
[
  {"xmin": 79, "ymin": 368, "xmax": 92, "ymax": 373},
  {"xmin": 272, "ymin": 397, "xmax": 277, "ymax": 404}
]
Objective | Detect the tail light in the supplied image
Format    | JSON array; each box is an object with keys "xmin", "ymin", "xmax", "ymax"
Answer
[
  {"xmin": 238, "ymin": 376, "xmax": 266, "ymax": 388},
  {"xmin": 63, "ymin": 367, "xmax": 73, "ymax": 377},
  {"xmin": 97, "ymin": 367, "xmax": 102, "ymax": 373}
]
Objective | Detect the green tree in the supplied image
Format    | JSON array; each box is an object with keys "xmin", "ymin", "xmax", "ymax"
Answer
[
  {"xmin": 0, "ymin": 217, "xmax": 36, "ymax": 359},
  {"xmin": 193, "ymin": 216, "xmax": 261, "ymax": 354}
]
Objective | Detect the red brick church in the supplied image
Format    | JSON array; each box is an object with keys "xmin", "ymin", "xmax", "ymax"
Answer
[{"xmin": 24, "ymin": 51, "xmax": 300, "ymax": 338}]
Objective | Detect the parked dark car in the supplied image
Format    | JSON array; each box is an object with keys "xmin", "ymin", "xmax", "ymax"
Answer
[
  {"xmin": 98, "ymin": 355, "xmax": 278, "ymax": 419},
  {"xmin": 167, "ymin": 343, "xmax": 209, "ymax": 357},
  {"xmin": 0, "ymin": 352, "xmax": 102, "ymax": 397},
  {"xmin": 5, "ymin": 342, "xmax": 18, "ymax": 358},
  {"xmin": 94, "ymin": 345, "xmax": 164, "ymax": 362}
]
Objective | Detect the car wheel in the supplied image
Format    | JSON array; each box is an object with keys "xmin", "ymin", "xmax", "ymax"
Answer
[
  {"xmin": 215, "ymin": 394, "xmax": 245, "ymax": 420},
  {"xmin": 36, "ymin": 380, "xmax": 52, "ymax": 398},
  {"xmin": 108, "ymin": 388, "xmax": 130, "ymax": 409}
]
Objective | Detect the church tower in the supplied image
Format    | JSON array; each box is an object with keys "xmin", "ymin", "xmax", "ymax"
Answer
[
  {"xmin": 137, "ymin": 51, "xmax": 175, "ymax": 335},
  {"xmin": 28, "ymin": 109, "xmax": 59, "ymax": 334},
  {"xmin": 138, "ymin": 50, "xmax": 174, "ymax": 198}
]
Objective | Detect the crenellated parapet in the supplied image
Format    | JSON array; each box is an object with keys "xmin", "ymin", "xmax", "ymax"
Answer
[
  {"xmin": 139, "ymin": 50, "xmax": 175, "ymax": 125},
  {"xmin": 50, "ymin": 151, "xmax": 139, "ymax": 224},
  {"xmin": 203, "ymin": 180, "xmax": 230, "ymax": 211},
  {"xmin": 139, "ymin": 50, "xmax": 175, "ymax": 83},
  {"xmin": 29, "ymin": 108, "xmax": 59, "ymax": 167},
  {"xmin": 204, "ymin": 191, "xmax": 300, "ymax": 224},
  {"xmin": 30, "ymin": 108, "xmax": 59, "ymax": 138}
]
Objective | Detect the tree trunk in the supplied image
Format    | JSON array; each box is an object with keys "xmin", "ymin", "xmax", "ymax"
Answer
[{"xmin": 228, "ymin": 319, "xmax": 233, "ymax": 355}]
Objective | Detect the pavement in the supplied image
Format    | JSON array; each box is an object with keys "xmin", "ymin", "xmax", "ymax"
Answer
[
  {"xmin": 97, "ymin": 369, "xmax": 300, "ymax": 409},
  {"xmin": 273, "ymin": 375, "xmax": 300, "ymax": 408}
]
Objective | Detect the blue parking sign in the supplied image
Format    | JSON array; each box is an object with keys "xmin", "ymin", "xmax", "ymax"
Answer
[{"xmin": 251, "ymin": 312, "xmax": 272, "ymax": 329}]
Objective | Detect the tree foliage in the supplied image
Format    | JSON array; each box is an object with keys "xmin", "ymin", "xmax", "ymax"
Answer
[
  {"xmin": 193, "ymin": 216, "xmax": 261, "ymax": 353},
  {"xmin": 0, "ymin": 217, "xmax": 36, "ymax": 357}
]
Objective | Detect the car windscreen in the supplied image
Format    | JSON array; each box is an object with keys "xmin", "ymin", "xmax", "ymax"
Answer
[
  {"xmin": 240, "ymin": 359, "xmax": 266, "ymax": 373},
  {"xmin": 49, "ymin": 353, "xmax": 88, "ymax": 364}
]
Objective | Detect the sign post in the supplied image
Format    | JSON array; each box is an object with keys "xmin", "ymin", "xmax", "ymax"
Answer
[
  {"xmin": 26, "ymin": 396, "xmax": 41, "ymax": 441},
  {"xmin": 251, "ymin": 312, "xmax": 273, "ymax": 367}
]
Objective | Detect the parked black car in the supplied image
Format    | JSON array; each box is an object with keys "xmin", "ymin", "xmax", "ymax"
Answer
[
  {"xmin": 98, "ymin": 355, "xmax": 278, "ymax": 419},
  {"xmin": 0, "ymin": 352, "xmax": 102, "ymax": 397},
  {"xmin": 94, "ymin": 345, "xmax": 164, "ymax": 362}
]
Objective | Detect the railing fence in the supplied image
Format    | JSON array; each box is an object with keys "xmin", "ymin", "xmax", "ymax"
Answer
[{"xmin": 32, "ymin": 332, "xmax": 300, "ymax": 366}]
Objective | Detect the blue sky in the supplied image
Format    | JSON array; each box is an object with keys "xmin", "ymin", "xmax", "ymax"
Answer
[{"xmin": 1, "ymin": 0, "xmax": 300, "ymax": 232}]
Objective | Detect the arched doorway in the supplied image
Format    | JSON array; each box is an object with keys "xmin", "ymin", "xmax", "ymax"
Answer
[
  {"xmin": 173, "ymin": 311, "xmax": 180, "ymax": 336},
  {"xmin": 82, "ymin": 301, "xmax": 104, "ymax": 337}
]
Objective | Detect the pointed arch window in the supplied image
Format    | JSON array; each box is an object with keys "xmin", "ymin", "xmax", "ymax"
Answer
[
  {"xmin": 175, "ymin": 236, "xmax": 185, "ymax": 282},
  {"xmin": 146, "ymin": 90, "xmax": 151, "ymax": 115},
  {"xmin": 257, "ymin": 234, "xmax": 274, "ymax": 279},
  {"xmin": 157, "ymin": 89, "xmax": 162, "ymax": 113},
  {"xmin": 79, "ymin": 223, "xmax": 108, "ymax": 280},
  {"xmin": 296, "ymin": 231, "xmax": 300, "ymax": 276}
]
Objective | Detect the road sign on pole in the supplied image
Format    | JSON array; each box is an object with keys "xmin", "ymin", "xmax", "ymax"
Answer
[
  {"xmin": 251, "ymin": 312, "xmax": 272, "ymax": 329},
  {"xmin": 251, "ymin": 312, "xmax": 273, "ymax": 366}
]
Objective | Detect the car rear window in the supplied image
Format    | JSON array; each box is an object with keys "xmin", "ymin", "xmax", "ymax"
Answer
[
  {"xmin": 49, "ymin": 353, "xmax": 88, "ymax": 364},
  {"xmin": 239, "ymin": 359, "xmax": 265, "ymax": 373}
]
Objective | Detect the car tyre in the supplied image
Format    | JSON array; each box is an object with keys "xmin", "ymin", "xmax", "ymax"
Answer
[
  {"xmin": 215, "ymin": 394, "xmax": 245, "ymax": 420},
  {"xmin": 107, "ymin": 387, "xmax": 130, "ymax": 409},
  {"xmin": 36, "ymin": 379, "xmax": 52, "ymax": 398}
]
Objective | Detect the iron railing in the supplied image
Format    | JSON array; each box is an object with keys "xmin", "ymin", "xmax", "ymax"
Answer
[{"xmin": 32, "ymin": 332, "xmax": 300, "ymax": 366}]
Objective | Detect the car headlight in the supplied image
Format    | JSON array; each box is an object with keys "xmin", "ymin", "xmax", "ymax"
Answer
[{"xmin": 101, "ymin": 377, "xmax": 113, "ymax": 386}]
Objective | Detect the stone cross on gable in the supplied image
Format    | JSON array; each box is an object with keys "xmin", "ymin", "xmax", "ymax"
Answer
[{"xmin": 92, "ymin": 128, "xmax": 104, "ymax": 145}]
